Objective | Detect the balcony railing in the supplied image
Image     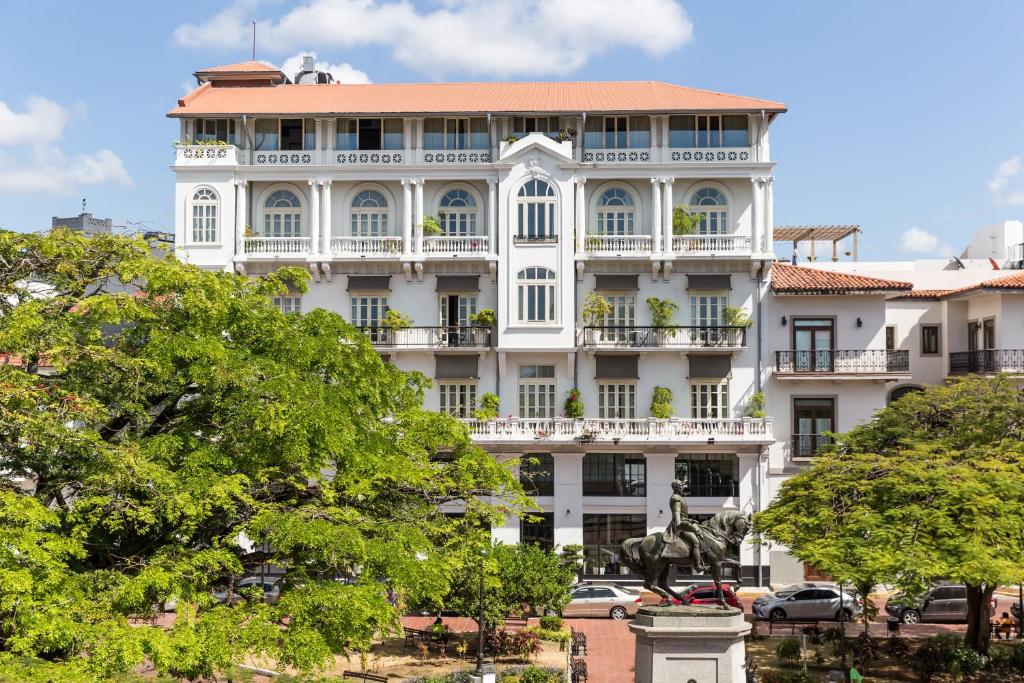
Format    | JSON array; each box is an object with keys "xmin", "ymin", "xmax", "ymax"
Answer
[
  {"xmin": 583, "ymin": 149, "xmax": 652, "ymax": 163},
  {"xmin": 671, "ymin": 234, "xmax": 752, "ymax": 255},
  {"xmin": 949, "ymin": 349, "xmax": 1024, "ymax": 374},
  {"xmin": 420, "ymin": 150, "xmax": 492, "ymax": 164},
  {"xmin": 775, "ymin": 349, "xmax": 910, "ymax": 374},
  {"xmin": 422, "ymin": 235, "xmax": 489, "ymax": 256},
  {"xmin": 360, "ymin": 326, "xmax": 492, "ymax": 348},
  {"xmin": 243, "ymin": 236, "xmax": 310, "ymax": 256},
  {"xmin": 583, "ymin": 234, "xmax": 653, "ymax": 255},
  {"xmin": 461, "ymin": 416, "xmax": 773, "ymax": 444},
  {"xmin": 792, "ymin": 434, "xmax": 833, "ymax": 458},
  {"xmin": 253, "ymin": 150, "xmax": 315, "ymax": 165},
  {"xmin": 330, "ymin": 236, "xmax": 403, "ymax": 257},
  {"xmin": 582, "ymin": 147, "xmax": 752, "ymax": 164},
  {"xmin": 582, "ymin": 326, "xmax": 746, "ymax": 350},
  {"xmin": 174, "ymin": 144, "xmax": 240, "ymax": 165}
]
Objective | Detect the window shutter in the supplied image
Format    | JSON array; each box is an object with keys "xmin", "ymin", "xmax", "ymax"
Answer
[
  {"xmin": 688, "ymin": 355, "xmax": 731, "ymax": 379},
  {"xmin": 435, "ymin": 355, "xmax": 479, "ymax": 379},
  {"xmin": 687, "ymin": 274, "xmax": 732, "ymax": 291},
  {"xmin": 594, "ymin": 275, "xmax": 639, "ymax": 291},
  {"xmin": 435, "ymin": 275, "xmax": 480, "ymax": 292},
  {"xmin": 346, "ymin": 275, "xmax": 392, "ymax": 292},
  {"xmin": 595, "ymin": 354, "xmax": 639, "ymax": 379}
]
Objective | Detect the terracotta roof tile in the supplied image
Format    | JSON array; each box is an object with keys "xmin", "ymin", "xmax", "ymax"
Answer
[
  {"xmin": 891, "ymin": 289, "xmax": 954, "ymax": 300},
  {"xmin": 169, "ymin": 80, "xmax": 786, "ymax": 117},
  {"xmin": 195, "ymin": 60, "xmax": 282, "ymax": 74},
  {"xmin": 979, "ymin": 272, "xmax": 1024, "ymax": 289},
  {"xmin": 770, "ymin": 263, "xmax": 912, "ymax": 294}
]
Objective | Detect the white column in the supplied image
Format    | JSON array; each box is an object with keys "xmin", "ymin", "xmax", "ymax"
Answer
[
  {"xmin": 662, "ymin": 177, "xmax": 674, "ymax": 254},
  {"xmin": 645, "ymin": 454, "xmax": 676, "ymax": 535},
  {"xmin": 321, "ymin": 179, "xmax": 332, "ymax": 256},
  {"xmin": 403, "ymin": 119, "xmax": 412, "ymax": 163},
  {"xmin": 401, "ymin": 179, "xmax": 413, "ymax": 256},
  {"xmin": 659, "ymin": 115, "xmax": 670, "ymax": 163},
  {"xmin": 486, "ymin": 178, "xmax": 497, "ymax": 255},
  {"xmin": 650, "ymin": 178, "xmax": 662, "ymax": 255},
  {"xmin": 765, "ymin": 176, "xmax": 775, "ymax": 253},
  {"xmin": 234, "ymin": 179, "xmax": 247, "ymax": 255},
  {"xmin": 750, "ymin": 177, "xmax": 763, "ymax": 255},
  {"xmin": 308, "ymin": 180, "xmax": 320, "ymax": 256},
  {"xmin": 575, "ymin": 177, "xmax": 587, "ymax": 253},
  {"xmin": 414, "ymin": 178, "xmax": 425, "ymax": 256},
  {"xmin": 553, "ymin": 453, "xmax": 585, "ymax": 551}
]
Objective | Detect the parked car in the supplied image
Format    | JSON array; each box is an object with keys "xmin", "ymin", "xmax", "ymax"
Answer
[
  {"xmin": 214, "ymin": 576, "xmax": 282, "ymax": 605},
  {"xmin": 674, "ymin": 584, "xmax": 743, "ymax": 610},
  {"xmin": 751, "ymin": 584, "xmax": 860, "ymax": 622},
  {"xmin": 885, "ymin": 585, "xmax": 997, "ymax": 624},
  {"xmin": 561, "ymin": 584, "xmax": 643, "ymax": 620}
]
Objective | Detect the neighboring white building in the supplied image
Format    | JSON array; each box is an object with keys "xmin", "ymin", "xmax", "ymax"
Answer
[{"xmin": 167, "ymin": 59, "xmax": 1024, "ymax": 588}]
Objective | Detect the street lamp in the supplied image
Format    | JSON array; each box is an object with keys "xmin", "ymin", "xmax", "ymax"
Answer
[{"xmin": 472, "ymin": 547, "xmax": 496, "ymax": 683}]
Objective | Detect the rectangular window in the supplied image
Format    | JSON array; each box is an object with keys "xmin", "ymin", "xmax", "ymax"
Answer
[
  {"xmin": 280, "ymin": 118, "xmax": 305, "ymax": 150},
  {"xmin": 517, "ymin": 284, "xmax": 556, "ymax": 323},
  {"xmin": 793, "ymin": 398, "xmax": 835, "ymax": 457},
  {"xmin": 191, "ymin": 203, "xmax": 216, "ymax": 243},
  {"xmin": 195, "ymin": 118, "xmax": 237, "ymax": 145},
  {"xmin": 423, "ymin": 117, "xmax": 488, "ymax": 150},
  {"xmin": 690, "ymin": 382, "xmax": 729, "ymax": 419},
  {"xmin": 439, "ymin": 294, "xmax": 477, "ymax": 328},
  {"xmin": 335, "ymin": 118, "xmax": 405, "ymax": 151},
  {"xmin": 668, "ymin": 115, "xmax": 696, "ymax": 148},
  {"xmin": 512, "ymin": 116, "xmax": 560, "ymax": 139},
  {"xmin": 591, "ymin": 115, "xmax": 651, "ymax": 149},
  {"xmin": 690, "ymin": 294, "xmax": 727, "ymax": 327},
  {"xmin": 254, "ymin": 119, "xmax": 278, "ymax": 150},
  {"xmin": 439, "ymin": 382, "xmax": 476, "ymax": 418},
  {"xmin": 921, "ymin": 324, "xmax": 940, "ymax": 355},
  {"xmin": 598, "ymin": 383, "xmax": 636, "ymax": 419},
  {"xmin": 350, "ymin": 295, "xmax": 389, "ymax": 328},
  {"xmin": 674, "ymin": 454, "xmax": 739, "ymax": 497},
  {"xmin": 668, "ymin": 114, "xmax": 750, "ymax": 148},
  {"xmin": 582, "ymin": 513, "xmax": 646, "ymax": 576},
  {"xmin": 520, "ymin": 453, "xmax": 554, "ymax": 497},
  {"xmin": 303, "ymin": 118, "xmax": 316, "ymax": 150},
  {"xmin": 518, "ymin": 365, "xmax": 556, "ymax": 418},
  {"xmin": 582, "ymin": 454, "xmax": 646, "ymax": 497},
  {"xmin": 595, "ymin": 295, "xmax": 636, "ymax": 344},
  {"xmin": 273, "ymin": 295, "xmax": 302, "ymax": 314},
  {"xmin": 357, "ymin": 118, "xmax": 382, "ymax": 150},
  {"xmin": 521, "ymin": 512, "xmax": 555, "ymax": 549},
  {"xmin": 516, "ymin": 201, "xmax": 556, "ymax": 240},
  {"xmin": 886, "ymin": 325, "xmax": 896, "ymax": 351}
]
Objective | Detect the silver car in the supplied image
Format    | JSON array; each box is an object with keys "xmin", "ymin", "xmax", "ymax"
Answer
[
  {"xmin": 562, "ymin": 584, "xmax": 643, "ymax": 620},
  {"xmin": 752, "ymin": 583, "xmax": 861, "ymax": 622}
]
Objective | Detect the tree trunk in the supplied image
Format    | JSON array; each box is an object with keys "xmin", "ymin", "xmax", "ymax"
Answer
[{"xmin": 964, "ymin": 583, "xmax": 994, "ymax": 653}]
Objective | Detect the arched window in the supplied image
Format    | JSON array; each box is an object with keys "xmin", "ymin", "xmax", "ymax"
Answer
[
  {"xmin": 517, "ymin": 179, "xmax": 556, "ymax": 241},
  {"xmin": 263, "ymin": 190, "xmax": 302, "ymax": 237},
  {"xmin": 517, "ymin": 267, "xmax": 556, "ymax": 323},
  {"xmin": 191, "ymin": 188, "xmax": 218, "ymax": 243},
  {"xmin": 439, "ymin": 189, "xmax": 478, "ymax": 237},
  {"xmin": 351, "ymin": 189, "xmax": 389, "ymax": 237},
  {"xmin": 688, "ymin": 187, "xmax": 727, "ymax": 235},
  {"xmin": 596, "ymin": 187, "xmax": 635, "ymax": 236},
  {"xmin": 888, "ymin": 385, "xmax": 922, "ymax": 404}
]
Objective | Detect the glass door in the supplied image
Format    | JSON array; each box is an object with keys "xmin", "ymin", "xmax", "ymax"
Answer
[
  {"xmin": 439, "ymin": 294, "xmax": 476, "ymax": 346},
  {"xmin": 793, "ymin": 318, "xmax": 834, "ymax": 372}
]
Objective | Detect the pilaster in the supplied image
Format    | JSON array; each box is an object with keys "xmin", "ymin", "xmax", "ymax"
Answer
[
  {"xmin": 308, "ymin": 180, "xmax": 321, "ymax": 256},
  {"xmin": 650, "ymin": 178, "xmax": 662, "ymax": 255},
  {"xmin": 553, "ymin": 452, "xmax": 584, "ymax": 549},
  {"xmin": 234, "ymin": 179, "xmax": 247, "ymax": 256}
]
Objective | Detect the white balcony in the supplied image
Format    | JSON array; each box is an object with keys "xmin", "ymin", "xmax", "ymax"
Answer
[
  {"xmin": 668, "ymin": 148, "xmax": 751, "ymax": 163},
  {"xmin": 253, "ymin": 150, "xmax": 315, "ymax": 165},
  {"xmin": 671, "ymin": 234, "xmax": 752, "ymax": 256},
  {"xmin": 583, "ymin": 149, "xmax": 652, "ymax": 163},
  {"xmin": 423, "ymin": 235, "xmax": 490, "ymax": 257},
  {"xmin": 330, "ymin": 236, "xmax": 403, "ymax": 258},
  {"xmin": 582, "ymin": 147, "xmax": 753, "ymax": 164},
  {"xmin": 581, "ymin": 326, "xmax": 746, "ymax": 351},
  {"xmin": 583, "ymin": 234, "xmax": 653, "ymax": 257},
  {"xmin": 243, "ymin": 236, "xmax": 310, "ymax": 257},
  {"xmin": 334, "ymin": 150, "xmax": 405, "ymax": 165},
  {"xmin": 174, "ymin": 144, "xmax": 240, "ymax": 165},
  {"xmin": 418, "ymin": 150, "xmax": 492, "ymax": 164},
  {"xmin": 461, "ymin": 417, "xmax": 773, "ymax": 446}
]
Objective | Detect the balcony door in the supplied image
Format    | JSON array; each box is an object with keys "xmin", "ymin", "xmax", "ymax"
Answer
[
  {"xmin": 793, "ymin": 398, "xmax": 835, "ymax": 457},
  {"xmin": 440, "ymin": 294, "xmax": 476, "ymax": 346},
  {"xmin": 793, "ymin": 318, "xmax": 834, "ymax": 372}
]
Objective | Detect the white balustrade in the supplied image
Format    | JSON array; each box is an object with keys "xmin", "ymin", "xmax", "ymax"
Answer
[
  {"xmin": 422, "ymin": 235, "xmax": 489, "ymax": 255},
  {"xmin": 583, "ymin": 234, "xmax": 653, "ymax": 255},
  {"xmin": 419, "ymin": 150, "xmax": 492, "ymax": 164},
  {"xmin": 335, "ymin": 151, "xmax": 404, "ymax": 165},
  {"xmin": 671, "ymin": 234, "xmax": 752, "ymax": 255},
  {"xmin": 330, "ymin": 236, "xmax": 403, "ymax": 256},
  {"xmin": 174, "ymin": 144, "xmax": 239, "ymax": 165},
  {"xmin": 253, "ymin": 150, "xmax": 315, "ymax": 165},
  {"xmin": 461, "ymin": 417, "xmax": 772, "ymax": 444},
  {"xmin": 243, "ymin": 236, "xmax": 310, "ymax": 255},
  {"xmin": 583, "ymin": 149, "xmax": 652, "ymax": 163},
  {"xmin": 669, "ymin": 148, "xmax": 751, "ymax": 163}
]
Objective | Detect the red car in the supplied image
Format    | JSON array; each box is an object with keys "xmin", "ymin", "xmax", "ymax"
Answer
[{"xmin": 672, "ymin": 584, "xmax": 743, "ymax": 610}]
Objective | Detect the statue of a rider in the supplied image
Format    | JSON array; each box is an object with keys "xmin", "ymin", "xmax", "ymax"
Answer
[{"xmin": 663, "ymin": 477, "xmax": 707, "ymax": 572}]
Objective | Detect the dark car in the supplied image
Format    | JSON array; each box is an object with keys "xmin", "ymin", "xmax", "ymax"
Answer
[
  {"xmin": 885, "ymin": 585, "xmax": 997, "ymax": 624},
  {"xmin": 672, "ymin": 584, "xmax": 742, "ymax": 610}
]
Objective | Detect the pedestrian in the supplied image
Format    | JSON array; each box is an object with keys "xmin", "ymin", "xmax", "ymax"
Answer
[
  {"xmin": 998, "ymin": 611, "xmax": 1014, "ymax": 640},
  {"xmin": 849, "ymin": 659, "xmax": 864, "ymax": 683},
  {"xmin": 609, "ymin": 551, "xmax": 620, "ymax": 574}
]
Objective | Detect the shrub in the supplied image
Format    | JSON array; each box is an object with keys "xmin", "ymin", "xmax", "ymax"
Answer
[
  {"xmin": 1009, "ymin": 642, "xmax": 1024, "ymax": 673},
  {"xmin": 474, "ymin": 393, "xmax": 500, "ymax": 420},
  {"xmin": 672, "ymin": 207, "xmax": 697, "ymax": 236},
  {"xmin": 912, "ymin": 634, "xmax": 964, "ymax": 682},
  {"xmin": 822, "ymin": 626, "xmax": 844, "ymax": 643},
  {"xmin": 851, "ymin": 632, "xmax": 880, "ymax": 671},
  {"xmin": 421, "ymin": 215, "xmax": 443, "ymax": 236},
  {"xmin": 776, "ymin": 636, "xmax": 801, "ymax": 663},
  {"xmin": 487, "ymin": 628, "xmax": 542, "ymax": 660},
  {"xmin": 951, "ymin": 647, "xmax": 987, "ymax": 676},
  {"xmin": 470, "ymin": 308, "xmax": 497, "ymax": 327},
  {"xmin": 498, "ymin": 666, "xmax": 565, "ymax": 683},
  {"xmin": 563, "ymin": 389, "xmax": 583, "ymax": 418},
  {"xmin": 582, "ymin": 293, "xmax": 613, "ymax": 326},
  {"xmin": 538, "ymin": 615, "xmax": 562, "ymax": 631},
  {"xmin": 523, "ymin": 626, "xmax": 569, "ymax": 645},
  {"xmin": 885, "ymin": 636, "xmax": 910, "ymax": 659},
  {"xmin": 723, "ymin": 305, "xmax": 752, "ymax": 328},
  {"xmin": 502, "ymin": 135, "xmax": 520, "ymax": 144},
  {"xmin": 650, "ymin": 386, "xmax": 674, "ymax": 419},
  {"xmin": 646, "ymin": 297, "xmax": 678, "ymax": 328},
  {"xmin": 746, "ymin": 391, "xmax": 766, "ymax": 418},
  {"xmin": 800, "ymin": 624, "xmax": 823, "ymax": 645},
  {"xmin": 382, "ymin": 309, "xmax": 413, "ymax": 330},
  {"xmin": 758, "ymin": 669, "xmax": 811, "ymax": 683}
]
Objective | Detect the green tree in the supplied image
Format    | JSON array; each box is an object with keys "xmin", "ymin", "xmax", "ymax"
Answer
[
  {"xmin": 672, "ymin": 207, "xmax": 698, "ymax": 236},
  {"xmin": 650, "ymin": 387, "xmax": 674, "ymax": 419},
  {"xmin": 755, "ymin": 376, "xmax": 1024, "ymax": 653},
  {"xmin": 0, "ymin": 229, "xmax": 530, "ymax": 677}
]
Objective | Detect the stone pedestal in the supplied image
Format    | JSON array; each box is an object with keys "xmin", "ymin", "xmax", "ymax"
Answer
[
  {"xmin": 469, "ymin": 663, "xmax": 496, "ymax": 683},
  {"xmin": 629, "ymin": 605, "xmax": 750, "ymax": 683}
]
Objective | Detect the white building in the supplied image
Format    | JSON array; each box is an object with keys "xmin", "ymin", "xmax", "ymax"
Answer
[{"xmin": 167, "ymin": 60, "xmax": 1024, "ymax": 588}]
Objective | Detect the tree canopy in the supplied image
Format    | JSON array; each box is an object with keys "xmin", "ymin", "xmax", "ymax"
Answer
[
  {"xmin": 0, "ymin": 229, "xmax": 530, "ymax": 678},
  {"xmin": 754, "ymin": 376, "xmax": 1024, "ymax": 652}
]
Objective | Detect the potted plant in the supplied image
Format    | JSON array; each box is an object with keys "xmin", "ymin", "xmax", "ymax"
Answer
[
  {"xmin": 502, "ymin": 134, "xmax": 520, "ymax": 144},
  {"xmin": 646, "ymin": 297, "xmax": 679, "ymax": 345},
  {"xmin": 556, "ymin": 128, "xmax": 578, "ymax": 143},
  {"xmin": 381, "ymin": 309, "xmax": 413, "ymax": 345},
  {"xmin": 672, "ymin": 207, "xmax": 698, "ymax": 236},
  {"xmin": 474, "ymin": 392, "xmax": 500, "ymax": 420},
  {"xmin": 470, "ymin": 308, "xmax": 497, "ymax": 328},
  {"xmin": 564, "ymin": 388, "xmax": 584, "ymax": 419},
  {"xmin": 746, "ymin": 391, "xmax": 766, "ymax": 418},
  {"xmin": 582, "ymin": 292, "xmax": 613, "ymax": 327},
  {"xmin": 723, "ymin": 305, "xmax": 753, "ymax": 329},
  {"xmin": 650, "ymin": 386, "xmax": 674, "ymax": 419},
  {"xmin": 421, "ymin": 215, "xmax": 442, "ymax": 237}
]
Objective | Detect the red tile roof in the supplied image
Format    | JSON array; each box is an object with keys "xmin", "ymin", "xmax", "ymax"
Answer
[
  {"xmin": 170, "ymin": 80, "xmax": 787, "ymax": 117},
  {"xmin": 891, "ymin": 289, "xmax": 954, "ymax": 300},
  {"xmin": 770, "ymin": 263, "xmax": 912, "ymax": 294},
  {"xmin": 196, "ymin": 60, "xmax": 282, "ymax": 74}
]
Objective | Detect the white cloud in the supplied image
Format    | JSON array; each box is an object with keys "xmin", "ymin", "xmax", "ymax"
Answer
[
  {"xmin": 989, "ymin": 156, "xmax": 1024, "ymax": 205},
  {"xmin": 279, "ymin": 52, "xmax": 371, "ymax": 84},
  {"xmin": 0, "ymin": 97, "xmax": 132, "ymax": 196},
  {"xmin": 173, "ymin": 0, "xmax": 694, "ymax": 78},
  {"xmin": 899, "ymin": 227, "xmax": 955, "ymax": 258}
]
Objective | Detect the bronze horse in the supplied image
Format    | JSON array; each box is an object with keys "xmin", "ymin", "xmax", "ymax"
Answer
[{"xmin": 618, "ymin": 510, "xmax": 751, "ymax": 608}]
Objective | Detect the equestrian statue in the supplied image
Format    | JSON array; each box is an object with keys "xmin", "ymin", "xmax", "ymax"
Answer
[{"xmin": 619, "ymin": 478, "xmax": 751, "ymax": 609}]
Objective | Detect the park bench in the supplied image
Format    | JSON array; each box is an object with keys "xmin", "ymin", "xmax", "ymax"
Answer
[
  {"xmin": 341, "ymin": 671, "xmax": 387, "ymax": 682},
  {"xmin": 570, "ymin": 626, "xmax": 588, "ymax": 656},
  {"xmin": 504, "ymin": 615, "xmax": 528, "ymax": 628},
  {"xmin": 570, "ymin": 657, "xmax": 589, "ymax": 683},
  {"xmin": 767, "ymin": 617, "xmax": 823, "ymax": 635},
  {"xmin": 403, "ymin": 627, "xmax": 431, "ymax": 647}
]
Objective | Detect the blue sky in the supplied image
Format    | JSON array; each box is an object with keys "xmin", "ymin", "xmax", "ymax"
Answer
[{"xmin": 1, "ymin": 0, "xmax": 1023, "ymax": 260}]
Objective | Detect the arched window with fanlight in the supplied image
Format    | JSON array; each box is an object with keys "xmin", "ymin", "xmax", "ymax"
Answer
[
  {"xmin": 263, "ymin": 190, "xmax": 302, "ymax": 237},
  {"xmin": 517, "ymin": 267, "xmax": 557, "ymax": 323},
  {"xmin": 596, "ymin": 187, "xmax": 635, "ymax": 236},
  {"xmin": 439, "ymin": 189, "xmax": 478, "ymax": 236},
  {"xmin": 351, "ymin": 189, "xmax": 390, "ymax": 237},
  {"xmin": 191, "ymin": 187, "xmax": 218, "ymax": 243},
  {"xmin": 688, "ymin": 187, "xmax": 728, "ymax": 235},
  {"xmin": 516, "ymin": 179, "xmax": 556, "ymax": 241}
]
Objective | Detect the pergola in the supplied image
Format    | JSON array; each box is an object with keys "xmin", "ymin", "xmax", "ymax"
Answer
[{"xmin": 774, "ymin": 225, "xmax": 861, "ymax": 262}]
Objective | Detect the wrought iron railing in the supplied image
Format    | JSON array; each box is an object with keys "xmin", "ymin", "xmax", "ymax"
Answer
[
  {"xmin": 583, "ymin": 326, "xmax": 746, "ymax": 349},
  {"xmin": 949, "ymin": 349, "xmax": 1024, "ymax": 374},
  {"xmin": 792, "ymin": 434, "xmax": 833, "ymax": 458},
  {"xmin": 513, "ymin": 235, "xmax": 558, "ymax": 244},
  {"xmin": 775, "ymin": 349, "xmax": 910, "ymax": 374},
  {"xmin": 359, "ymin": 326, "xmax": 491, "ymax": 348}
]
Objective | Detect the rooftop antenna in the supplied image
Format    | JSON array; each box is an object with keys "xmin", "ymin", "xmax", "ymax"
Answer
[
  {"xmin": 82, "ymin": 198, "xmax": 86, "ymax": 213},
  {"xmin": 252, "ymin": 20, "xmax": 256, "ymax": 61}
]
